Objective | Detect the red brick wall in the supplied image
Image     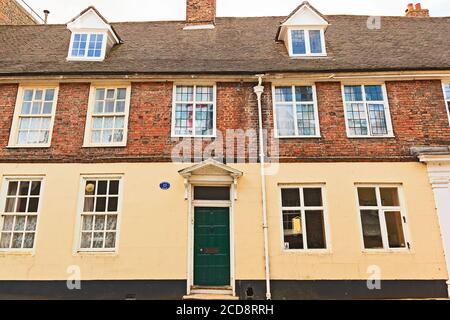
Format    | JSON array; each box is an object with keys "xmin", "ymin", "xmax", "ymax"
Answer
[
  {"xmin": 186, "ymin": 0, "xmax": 216, "ymax": 25},
  {"xmin": 0, "ymin": 80, "xmax": 449, "ymax": 163},
  {"xmin": 0, "ymin": 0, "xmax": 37, "ymax": 25}
]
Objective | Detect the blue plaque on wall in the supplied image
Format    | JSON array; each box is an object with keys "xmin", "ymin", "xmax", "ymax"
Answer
[{"xmin": 160, "ymin": 182, "xmax": 171, "ymax": 190}]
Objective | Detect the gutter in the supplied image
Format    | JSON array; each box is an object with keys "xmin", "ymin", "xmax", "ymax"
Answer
[{"xmin": 253, "ymin": 75, "xmax": 272, "ymax": 300}]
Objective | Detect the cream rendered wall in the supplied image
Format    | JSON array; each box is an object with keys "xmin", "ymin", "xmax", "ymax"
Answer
[
  {"xmin": 265, "ymin": 162, "xmax": 448, "ymax": 280},
  {"xmin": 0, "ymin": 163, "xmax": 266, "ymax": 281},
  {"xmin": 0, "ymin": 162, "xmax": 447, "ymax": 282}
]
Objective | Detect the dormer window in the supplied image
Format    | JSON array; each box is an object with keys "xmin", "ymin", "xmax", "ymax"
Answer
[
  {"xmin": 278, "ymin": 2, "xmax": 328, "ymax": 58},
  {"xmin": 66, "ymin": 6, "xmax": 120, "ymax": 62},
  {"xmin": 70, "ymin": 33, "xmax": 105, "ymax": 59},
  {"xmin": 289, "ymin": 29, "xmax": 325, "ymax": 56}
]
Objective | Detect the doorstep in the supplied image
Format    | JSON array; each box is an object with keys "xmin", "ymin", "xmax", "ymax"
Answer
[{"xmin": 182, "ymin": 293, "xmax": 239, "ymax": 300}]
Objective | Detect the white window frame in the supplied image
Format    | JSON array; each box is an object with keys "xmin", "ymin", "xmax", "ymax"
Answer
[
  {"xmin": 74, "ymin": 175, "xmax": 124, "ymax": 253},
  {"xmin": 278, "ymin": 184, "xmax": 330, "ymax": 252},
  {"xmin": 341, "ymin": 83, "xmax": 394, "ymax": 138},
  {"xmin": 8, "ymin": 86, "xmax": 59, "ymax": 148},
  {"xmin": 287, "ymin": 27, "xmax": 327, "ymax": 57},
  {"xmin": 67, "ymin": 31, "xmax": 108, "ymax": 61},
  {"xmin": 171, "ymin": 83, "xmax": 217, "ymax": 138},
  {"xmin": 442, "ymin": 82, "xmax": 450, "ymax": 125},
  {"xmin": 354, "ymin": 184, "xmax": 411, "ymax": 252},
  {"xmin": 0, "ymin": 176, "xmax": 45, "ymax": 254},
  {"xmin": 272, "ymin": 84, "xmax": 321, "ymax": 138},
  {"xmin": 83, "ymin": 84, "xmax": 131, "ymax": 148}
]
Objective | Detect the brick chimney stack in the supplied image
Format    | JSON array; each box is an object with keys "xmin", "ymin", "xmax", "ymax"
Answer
[
  {"xmin": 405, "ymin": 3, "xmax": 430, "ymax": 17},
  {"xmin": 186, "ymin": 0, "xmax": 216, "ymax": 27}
]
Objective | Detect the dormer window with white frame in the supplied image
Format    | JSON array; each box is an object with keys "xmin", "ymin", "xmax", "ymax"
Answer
[
  {"xmin": 278, "ymin": 2, "xmax": 328, "ymax": 58},
  {"xmin": 66, "ymin": 6, "xmax": 120, "ymax": 62}
]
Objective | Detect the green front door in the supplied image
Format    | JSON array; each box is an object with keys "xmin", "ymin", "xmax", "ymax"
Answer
[{"xmin": 194, "ymin": 207, "xmax": 230, "ymax": 287}]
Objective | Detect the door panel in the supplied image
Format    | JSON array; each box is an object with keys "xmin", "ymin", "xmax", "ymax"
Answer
[{"xmin": 194, "ymin": 207, "xmax": 230, "ymax": 287}]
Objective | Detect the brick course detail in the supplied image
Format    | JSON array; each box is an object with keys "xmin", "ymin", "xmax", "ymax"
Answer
[{"xmin": 0, "ymin": 80, "xmax": 449, "ymax": 163}]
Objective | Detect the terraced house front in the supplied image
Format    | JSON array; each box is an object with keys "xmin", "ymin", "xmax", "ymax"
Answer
[{"xmin": 0, "ymin": 0, "xmax": 450, "ymax": 300}]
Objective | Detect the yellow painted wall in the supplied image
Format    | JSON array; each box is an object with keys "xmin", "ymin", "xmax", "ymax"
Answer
[{"xmin": 0, "ymin": 162, "xmax": 446, "ymax": 282}]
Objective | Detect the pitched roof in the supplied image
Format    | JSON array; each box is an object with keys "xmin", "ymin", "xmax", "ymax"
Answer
[{"xmin": 1, "ymin": 15, "xmax": 450, "ymax": 76}]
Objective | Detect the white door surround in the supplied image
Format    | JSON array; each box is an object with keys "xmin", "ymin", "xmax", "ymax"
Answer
[
  {"xmin": 419, "ymin": 154, "xmax": 450, "ymax": 297},
  {"xmin": 179, "ymin": 159, "xmax": 243, "ymax": 297}
]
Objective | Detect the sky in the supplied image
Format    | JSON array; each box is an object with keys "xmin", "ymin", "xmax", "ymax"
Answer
[{"xmin": 20, "ymin": 0, "xmax": 450, "ymax": 24}]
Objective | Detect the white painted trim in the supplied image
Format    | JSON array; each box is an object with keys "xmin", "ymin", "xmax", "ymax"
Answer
[
  {"xmin": 419, "ymin": 156, "xmax": 450, "ymax": 296},
  {"xmin": 442, "ymin": 82, "xmax": 450, "ymax": 126},
  {"xmin": 353, "ymin": 184, "xmax": 411, "ymax": 253},
  {"xmin": 72, "ymin": 174, "xmax": 124, "ymax": 254},
  {"xmin": 272, "ymin": 84, "xmax": 321, "ymax": 138},
  {"xmin": 287, "ymin": 28, "xmax": 327, "ymax": 58},
  {"xmin": 171, "ymin": 84, "xmax": 217, "ymax": 138},
  {"xmin": 82, "ymin": 84, "xmax": 131, "ymax": 148},
  {"xmin": 0, "ymin": 175, "xmax": 45, "ymax": 255},
  {"xmin": 341, "ymin": 83, "xmax": 394, "ymax": 138},
  {"xmin": 183, "ymin": 24, "xmax": 215, "ymax": 30},
  {"xmin": 278, "ymin": 184, "xmax": 331, "ymax": 253},
  {"xmin": 7, "ymin": 86, "xmax": 59, "ymax": 148},
  {"xmin": 67, "ymin": 31, "xmax": 109, "ymax": 62}
]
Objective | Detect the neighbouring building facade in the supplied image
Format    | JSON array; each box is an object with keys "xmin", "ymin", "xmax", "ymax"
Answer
[
  {"xmin": 0, "ymin": 0, "xmax": 449, "ymax": 300},
  {"xmin": 0, "ymin": 0, "xmax": 37, "ymax": 25}
]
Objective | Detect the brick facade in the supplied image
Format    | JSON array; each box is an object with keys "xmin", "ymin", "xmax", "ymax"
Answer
[
  {"xmin": 0, "ymin": 0, "xmax": 37, "ymax": 25},
  {"xmin": 0, "ymin": 80, "xmax": 449, "ymax": 163},
  {"xmin": 186, "ymin": 0, "xmax": 216, "ymax": 25}
]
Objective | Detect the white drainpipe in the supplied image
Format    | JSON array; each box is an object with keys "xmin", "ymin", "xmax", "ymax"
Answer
[{"xmin": 253, "ymin": 75, "xmax": 272, "ymax": 300}]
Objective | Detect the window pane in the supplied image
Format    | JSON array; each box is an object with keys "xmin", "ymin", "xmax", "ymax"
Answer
[
  {"xmin": 19, "ymin": 181, "xmax": 30, "ymax": 196},
  {"xmin": 358, "ymin": 187, "xmax": 377, "ymax": 206},
  {"xmin": 309, "ymin": 30, "xmax": 323, "ymax": 54},
  {"xmin": 368, "ymin": 104, "xmax": 388, "ymax": 135},
  {"xmin": 346, "ymin": 103, "xmax": 368, "ymax": 136},
  {"xmin": 105, "ymin": 232, "xmax": 116, "ymax": 248},
  {"xmin": 97, "ymin": 181, "xmax": 108, "ymax": 195},
  {"xmin": 196, "ymin": 86, "xmax": 213, "ymax": 102},
  {"xmin": 80, "ymin": 232, "xmax": 92, "ymax": 248},
  {"xmin": 303, "ymin": 188, "xmax": 322, "ymax": 206},
  {"xmin": 23, "ymin": 233, "xmax": 34, "ymax": 249},
  {"xmin": 281, "ymin": 188, "xmax": 300, "ymax": 207},
  {"xmin": 291, "ymin": 30, "xmax": 306, "ymax": 55},
  {"xmin": 444, "ymin": 84, "xmax": 450, "ymax": 99},
  {"xmin": 295, "ymin": 86, "xmax": 313, "ymax": 102},
  {"xmin": 380, "ymin": 188, "xmax": 400, "ymax": 206},
  {"xmin": 361, "ymin": 210, "xmax": 383, "ymax": 249},
  {"xmin": 283, "ymin": 210, "xmax": 303, "ymax": 249},
  {"xmin": 11, "ymin": 233, "xmax": 23, "ymax": 248},
  {"xmin": 305, "ymin": 210, "xmax": 326, "ymax": 249},
  {"xmin": 107, "ymin": 197, "xmax": 118, "ymax": 212},
  {"xmin": 94, "ymin": 215, "xmax": 106, "ymax": 231},
  {"xmin": 275, "ymin": 104, "xmax": 295, "ymax": 136},
  {"xmin": 174, "ymin": 103, "xmax": 193, "ymax": 135},
  {"xmin": 385, "ymin": 211, "xmax": 406, "ymax": 248},
  {"xmin": 176, "ymin": 86, "xmax": 193, "ymax": 102},
  {"xmin": 195, "ymin": 104, "xmax": 214, "ymax": 136},
  {"xmin": 7, "ymin": 182, "xmax": 18, "ymax": 196},
  {"xmin": 95, "ymin": 197, "xmax": 107, "ymax": 212},
  {"xmin": 27, "ymin": 198, "xmax": 39, "ymax": 212},
  {"xmin": 82, "ymin": 215, "xmax": 94, "ymax": 231},
  {"xmin": 14, "ymin": 216, "xmax": 26, "ymax": 231},
  {"xmin": 109, "ymin": 180, "xmax": 119, "ymax": 195},
  {"xmin": 194, "ymin": 187, "xmax": 230, "ymax": 201},
  {"xmin": 296, "ymin": 104, "xmax": 316, "ymax": 136},
  {"xmin": 365, "ymin": 85, "xmax": 383, "ymax": 101},
  {"xmin": 344, "ymin": 86, "xmax": 363, "ymax": 101},
  {"xmin": 0, "ymin": 232, "xmax": 11, "ymax": 248},
  {"xmin": 2, "ymin": 216, "xmax": 14, "ymax": 231},
  {"xmin": 106, "ymin": 215, "xmax": 117, "ymax": 230},
  {"xmin": 25, "ymin": 216, "xmax": 37, "ymax": 231},
  {"xmin": 30, "ymin": 181, "xmax": 41, "ymax": 196},
  {"xmin": 275, "ymin": 87, "xmax": 293, "ymax": 102}
]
